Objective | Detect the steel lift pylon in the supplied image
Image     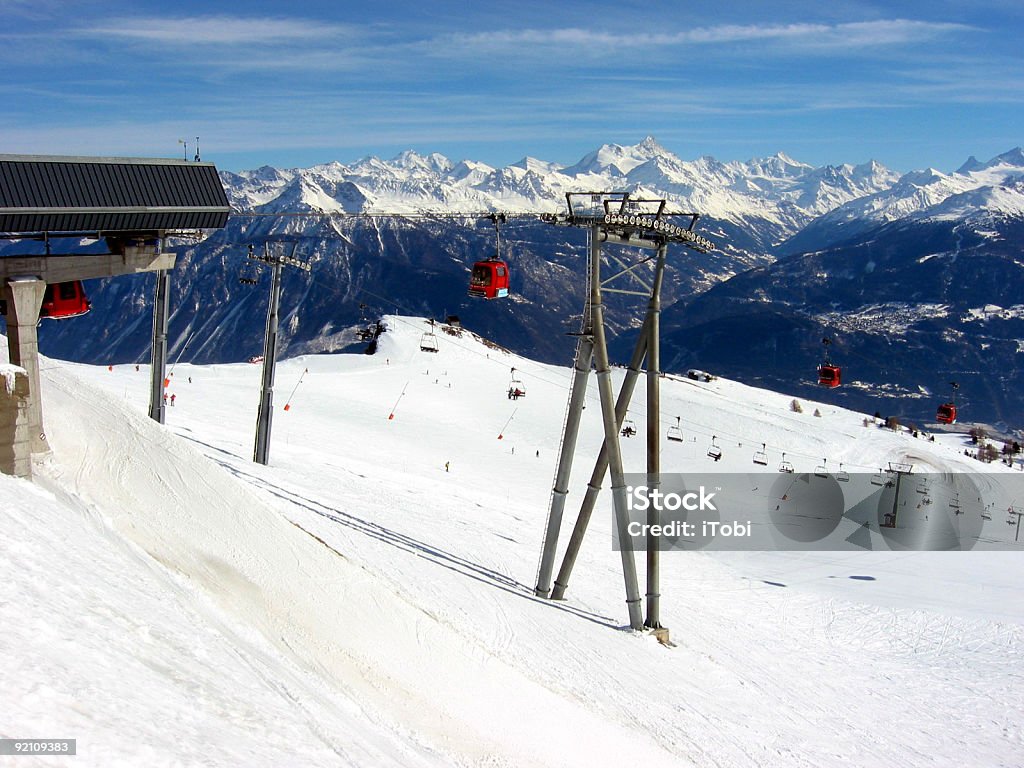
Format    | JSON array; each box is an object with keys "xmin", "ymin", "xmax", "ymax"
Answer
[{"xmin": 533, "ymin": 193, "xmax": 714, "ymax": 631}]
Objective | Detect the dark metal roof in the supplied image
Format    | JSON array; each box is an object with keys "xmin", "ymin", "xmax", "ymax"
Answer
[{"xmin": 0, "ymin": 155, "xmax": 231, "ymax": 233}]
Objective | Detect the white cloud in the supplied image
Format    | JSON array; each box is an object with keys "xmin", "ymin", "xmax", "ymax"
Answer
[
  {"xmin": 440, "ymin": 19, "xmax": 975, "ymax": 53},
  {"xmin": 75, "ymin": 15, "xmax": 358, "ymax": 46}
]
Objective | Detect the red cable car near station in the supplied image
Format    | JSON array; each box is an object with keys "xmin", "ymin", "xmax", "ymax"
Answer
[
  {"xmin": 39, "ymin": 280, "xmax": 91, "ymax": 320},
  {"xmin": 468, "ymin": 259, "xmax": 509, "ymax": 300},
  {"xmin": 936, "ymin": 382, "xmax": 959, "ymax": 424},
  {"xmin": 468, "ymin": 212, "xmax": 510, "ymax": 300},
  {"xmin": 817, "ymin": 337, "xmax": 841, "ymax": 388}
]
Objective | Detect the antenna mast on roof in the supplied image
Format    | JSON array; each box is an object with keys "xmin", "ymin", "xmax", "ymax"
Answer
[
  {"xmin": 178, "ymin": 138, "xmax": 188, "ymax": 161},
  {"xmin": 194, "ymin": 136, "xmax": 201, "ymax": 162}
]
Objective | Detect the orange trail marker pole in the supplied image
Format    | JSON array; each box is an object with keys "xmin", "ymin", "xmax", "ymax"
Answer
[
  {"xmin": 388, "ymin": 381, "xmax": 409, "ymax": 420},
  {"xmin": 498, "ymin": 407, "xmax": 517, "ymax": 440},
  {"xmin": 283, "ymin": 367, "xmax": 308, "ymax": 411}
]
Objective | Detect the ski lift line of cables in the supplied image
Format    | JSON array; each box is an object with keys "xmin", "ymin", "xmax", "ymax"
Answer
[
  {"xmin": 292, "ymin": 260, "xmax": 891, "ymax": 472},
  {"xmin": 282, "ymin": 291, "xmax": 881, "ymax": 472},
  {"xmin": 229, "ymin": 210, "xmax": 545, "ymax": 221},
  {"xmin": 231, "ymin": 247, "xmax": 899, "ymax": 472},
  {"xmin": 368, "ymin": 308, "xmax": 884, "ymax": 471},
  {"xmin": 294, "ymin": 233, "xmax": 663, "ymax": 408},
  {"xmin": 232, "ymin": 229, "xmax": 899, "ymax": 459},
  {"xmin": 808, "ymin": 332, "xmax": 984, "ymax": 395}
]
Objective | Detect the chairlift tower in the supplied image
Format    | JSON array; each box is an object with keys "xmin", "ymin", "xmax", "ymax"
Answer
[
  {"xmin": 881, "ymin": 462, "xmax": 914, "ymax": 529},
  {"xmin": 148, "ymin": 265, "xmax": 171, "ymax": 424},
  {"xmin": 1008, "ymin": 506, "xmax": 1023, "ymax": 543},
  {"xmin": 249, "ymin": 241, "xmax": 312, "ymax": 465},
  {"xmin": 533, "ymin": 193, "xmax": 714, "ymax": 631}
]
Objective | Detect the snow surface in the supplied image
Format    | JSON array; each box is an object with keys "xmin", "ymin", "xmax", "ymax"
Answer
[{"xmin": 3, "ymin": 318, "xmax": 1024, "ymax": 767}]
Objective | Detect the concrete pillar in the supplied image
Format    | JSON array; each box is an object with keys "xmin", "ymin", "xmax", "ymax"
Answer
[
  {"xmin": 0, "ymin": 365, "xmax": 32, "ymax": 478},
  {"xmin": 3, "ymin": 278, "xmax": 48, "ymax": 455}
]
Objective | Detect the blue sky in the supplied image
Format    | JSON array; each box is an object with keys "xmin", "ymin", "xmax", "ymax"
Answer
[{"xmin": 2, "ymin": 0, "xmax": 1022, "ymax": 173}]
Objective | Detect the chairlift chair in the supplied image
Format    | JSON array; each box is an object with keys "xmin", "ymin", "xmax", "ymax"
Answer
[
  {"xmin": 707, "ymin": 435, "xmax": 723, "ymax": 461},
  {"xmin": 871, "ymin": 469, "xmax": 885, "ymax": 486},
  {"xmin": 420, "ymin": 331, "xmax": 439, "ymax": 353},
  {"xmin": 507, "ymin": 367, "xmax": 526, "ymax": 399},
  {"xmin": 836, "ymin": 462, "xmax": 850, "ymax": 482},
  {"xmin": 752, "ymin": 443, "xmax": 769, "ymax": 466},
  {"xmin": 666, "ymin": 417, "xmax": 683, "ymax": 443},
  {"xmin": 916, "ymin": 478, "xmax": 928, "ymax": 494},
  {"xmin": 778, "ymin": 453, "xmax": 795, "ymax": 473},
  {"xmin": 39, "ymin": 281, "xmax": 91, "ymax": 320},
  {"xmin": 238, "ymin": 263, "xmax": 261, "ymax": 286},
  {"xmin": 239, "ymin": 244, "xmax": 261, "ymax": 285},
  {"xmin": 814, "ymin": 458, "xmax": 829, "ymax": 478},
  {"xmin": 621, "ymin": 418, "xmax": 637, "ymax": 438}
]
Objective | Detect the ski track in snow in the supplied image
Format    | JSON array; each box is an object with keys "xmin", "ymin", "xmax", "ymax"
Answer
[{"xmin": 2, "ymin": 316, "xmax": 1023, "ymax": 767}]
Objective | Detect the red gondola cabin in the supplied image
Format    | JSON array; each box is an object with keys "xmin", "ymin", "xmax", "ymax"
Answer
[
  {"xmin": 936, "ymin": 403, "xmax": 957, "ymax": 424},
  {"xmin": 817, "ymin": 363, "xmax": 841, "ymax": 388},
  {"xmin": 817, "ymin": 336, "xmax": 840, "ymax": 387},
  {"xmin": 937, "ymin": 382, "xmax": 959, "ymax": 424},
  {"xmin": 468, "ymin": 260, "xmax": 509, "ymax": 299},
  {"xmin": 39, "ymin": 281, "xmax": 91, "ymax": 320}
]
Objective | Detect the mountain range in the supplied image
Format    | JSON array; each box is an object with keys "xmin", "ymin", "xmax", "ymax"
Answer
[{"xmin": 10, "ymin": 137, "xmax": 1024, "ymax": 429}]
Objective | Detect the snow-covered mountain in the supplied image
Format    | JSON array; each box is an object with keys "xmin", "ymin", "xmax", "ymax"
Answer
[
  {"xmin": 33, "ymin": 136, "xmax": 902, "ymax": 371},
  {"xmin": 5, "ymin": 319, "xmax": 1024, "ymax": 766},
  {"xmin": 222, "ymin": 136, "xmax": 900, "ymax": 249},
  {"xmin": 652, "ymin": 211, "xmax": 1024, "ymax": 429},
  {"xmin": 781, "ymin": 147, "xmax": 1024, "ymax": 254},
  {"xmin": 8, "ymin": 140, "xmax": 1024, "ymax": 427}
]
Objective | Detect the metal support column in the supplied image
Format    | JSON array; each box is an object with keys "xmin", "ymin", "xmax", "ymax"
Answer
[
  {"xmin": 551, "ymin": 316, "xmax": 649, "ymax": 600},
  {"xmin": 534, "ymin": 333, "xmax": 594, "ymax": 597},
  {"xmin": 645, "ymin": 243, "xmax": 667, "ymax": 629},
  {"xmin": 589, "ymin": 226, "xmax": 644, "ymax": 629},
  {"xmin": 253, "ymin": 257, "xmax": 283, "ymax": 465},
  {"xmin": 148, "ymin": 269, "xmax": 170, "ymax": 424},
  {"xmin": 533, "ymin": 194, "xmax": 713, "ymax": 631}
]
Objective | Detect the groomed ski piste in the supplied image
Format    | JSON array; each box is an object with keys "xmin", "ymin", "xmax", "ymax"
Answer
[{"xmin": 3, "ymin": 315, "xmax": 1023, "ymax": 767}]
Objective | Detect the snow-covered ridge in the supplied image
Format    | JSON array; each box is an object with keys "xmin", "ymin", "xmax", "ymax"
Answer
[
  {"xmin": 790, "ymin": 148, "xmax": 1024, "ymax": 233},
  {"xmin": 220, "ymin": 136, "xmax": 903, "ymax": 230},
  {"xmin": 221, "ymin": 139, "xmax": 1024, "ymax": 249}
]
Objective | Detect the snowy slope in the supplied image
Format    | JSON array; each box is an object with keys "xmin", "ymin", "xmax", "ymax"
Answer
[{"xmin": 3, "ymin": 318, "xmax": 1024, "ymax": 767}]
